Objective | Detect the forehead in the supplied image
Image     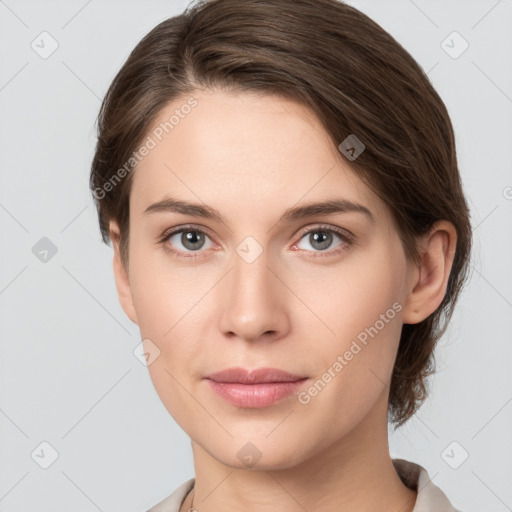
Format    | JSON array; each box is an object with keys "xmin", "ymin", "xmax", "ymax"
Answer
[{"xmin": 130, "ymin": 89, "xmax": 387, "ymax": 223}]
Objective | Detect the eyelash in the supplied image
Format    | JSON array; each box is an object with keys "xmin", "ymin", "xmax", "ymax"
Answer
[{"xmin": 158, "ymin": 223, "xmax": 355, "ymax": 260}]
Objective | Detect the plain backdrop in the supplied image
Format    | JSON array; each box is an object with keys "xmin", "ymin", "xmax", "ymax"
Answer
[{"xmin": 1, "ymin": 1, "xmax": 511, "ymax": 511}]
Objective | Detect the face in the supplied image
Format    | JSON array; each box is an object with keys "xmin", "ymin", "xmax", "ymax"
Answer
[{"xmin": 115, "ymin": 89, "xmax": 420, "ymax": 469}]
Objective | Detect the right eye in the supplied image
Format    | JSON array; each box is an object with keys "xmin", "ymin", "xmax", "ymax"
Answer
[{"xmin": 160, "ymin": 226, "xmax": 215, "ymax": 258}]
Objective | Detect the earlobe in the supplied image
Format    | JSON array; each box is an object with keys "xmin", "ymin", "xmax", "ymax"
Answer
[
  {"xmin": 402, "ymin": 221, "xmax": 457, "ymax": 324},
  {"xmin": 110, "ymin": 221, "xmax": 139, "ymax": 325}
]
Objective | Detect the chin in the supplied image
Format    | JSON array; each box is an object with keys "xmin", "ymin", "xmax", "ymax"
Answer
[{"xmin": 200, "ymin": 435, "xmax": 310, "ymax": 471}]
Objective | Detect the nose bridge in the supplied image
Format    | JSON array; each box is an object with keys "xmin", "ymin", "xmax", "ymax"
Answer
[
  {"xmin": 233, "ymin": 241, "xmax": 271, "ymax": 295},
  {"xmin": 219, "ymin": 238, "xmax": 287, "ymax": 340}
]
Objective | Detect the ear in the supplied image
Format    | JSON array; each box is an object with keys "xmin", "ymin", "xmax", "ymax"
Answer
[
  {"xmin": 109, "ymin": 221, "xmax": 138, "ymax": 325},
  {"xmin": 402, "ymin": 220, "xmax": 457, "ymax": 324}
]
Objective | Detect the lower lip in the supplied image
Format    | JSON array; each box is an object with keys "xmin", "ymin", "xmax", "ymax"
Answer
[{"xmin": 206, "ymin": 379, "xmax": 307, "ymax": 408}]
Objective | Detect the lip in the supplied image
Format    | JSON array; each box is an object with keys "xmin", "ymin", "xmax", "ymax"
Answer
[
  {"xmin": 206, "ymin": 367, "xmax": 306, "ymax": 384},
  {"xmin": 204, "ymin": 367, "xmax": 308, "ymax": 408}
]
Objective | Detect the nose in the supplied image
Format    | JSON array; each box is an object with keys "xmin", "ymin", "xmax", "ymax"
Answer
[{"xmin": 218, "ymin": 247, "xmax": 291, "ymax": 343}]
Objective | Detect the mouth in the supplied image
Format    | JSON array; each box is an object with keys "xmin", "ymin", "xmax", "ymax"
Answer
[
  {"xmin": 205, "ymin": 366, "xmax": 307, "ymax": 384},
  {"xmin": 204, "ymin": 367, "xmax": 308, "ymax": 408}
]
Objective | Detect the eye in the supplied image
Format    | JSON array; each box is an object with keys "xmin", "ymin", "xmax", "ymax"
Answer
[
  {"xmin": 159, "ymin": 223, "xmax": 354, "ymax": 259},
  {"xmin": 160, "ymin": 225, "xmax": 214, "ymax": 258},
  {"xmin": 293, "ymin": 225, "xmax": 353, "ymax": 257}
]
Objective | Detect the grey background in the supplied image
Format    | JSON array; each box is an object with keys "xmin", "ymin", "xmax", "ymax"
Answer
[{"xmin": 1, "ymin": 0, "xmax": 511, "ymax": 511}]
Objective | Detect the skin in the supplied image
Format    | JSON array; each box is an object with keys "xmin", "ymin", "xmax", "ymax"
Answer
[{"xmin": 110, "ymin": 89, "xmax": 457, "ymax": 512}]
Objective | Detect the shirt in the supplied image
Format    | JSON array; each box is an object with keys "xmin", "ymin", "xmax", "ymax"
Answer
[{"xmin": 146, "ymin": 458, "xmax": 461, "ymax": 511}]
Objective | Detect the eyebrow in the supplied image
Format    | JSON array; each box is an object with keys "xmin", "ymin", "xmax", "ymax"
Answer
[{"xmin": 143, "ymin": 196, "xmax": 374, "ymax": 224}]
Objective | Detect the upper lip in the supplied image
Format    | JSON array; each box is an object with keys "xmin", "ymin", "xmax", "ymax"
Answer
[{"xmin": 205, "ymin": 367, "xmax": 307, "ymax": 384}]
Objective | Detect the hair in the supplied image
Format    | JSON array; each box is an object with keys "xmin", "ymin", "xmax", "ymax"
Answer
[{"xmin": 90, "ymin": 0, "xmax": 472, "ymax": 428}]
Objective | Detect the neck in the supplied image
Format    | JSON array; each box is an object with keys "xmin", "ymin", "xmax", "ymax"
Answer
[{"xmin": 187, "ymin": 394, "xmax": 417, "ymax": 512}]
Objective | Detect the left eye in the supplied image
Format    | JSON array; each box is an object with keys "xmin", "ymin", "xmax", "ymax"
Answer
[{"xmin": 295, "ymin": 228, "xmax": 346, "ymax": 253}]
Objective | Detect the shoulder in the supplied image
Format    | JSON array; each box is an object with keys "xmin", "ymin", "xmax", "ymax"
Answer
[
  {"xmin": 145, "ymin": 478, "xmax": 195, "ymax": 512},
  {"xmin": 392, "ymin": 458, "xmax": 462, "ymax": 512}
]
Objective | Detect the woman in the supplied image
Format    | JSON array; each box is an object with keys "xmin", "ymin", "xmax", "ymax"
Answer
[{"xmin": 90, "ymin": 0, "xmax": 471, "ymax": 510}]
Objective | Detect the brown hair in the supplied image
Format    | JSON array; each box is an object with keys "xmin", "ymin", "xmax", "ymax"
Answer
[{"xmin": 90, "ymin": 0, "xmax": 472, "ymax": 427}]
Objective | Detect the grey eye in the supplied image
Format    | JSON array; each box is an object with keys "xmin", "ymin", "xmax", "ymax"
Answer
[
  {"xmin": 297, "ymin": 230, "xmax": 343, "ymax": 252},
  {"xmin": 168, "ymin": 230, "xmax": 213, "ymax": 252}
]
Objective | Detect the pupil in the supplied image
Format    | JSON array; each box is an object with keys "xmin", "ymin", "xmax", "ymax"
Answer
[
  {"xmin": 311, "ymin": 231, "xmax": 331, "ymax": 250},
  {"xmin": 183, "ymin": 231, "xmax": 204, "ymax": 250}
]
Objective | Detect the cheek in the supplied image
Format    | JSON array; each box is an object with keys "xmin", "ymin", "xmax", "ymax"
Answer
[
  {"xmin": 292, "ymin": 254, "xmax": 406, "ymax": 436},
  {"xmin": 310, "ymin": 243, "xmax": 407, "ymax": 390},
  {"xmin": 127, "ymin": 237, "xmax": 201, "ymax": 338},
  {"xmin": 317, "ymin": 247, "xmax": 405, "ymax": 343},
  {"xmin": 126, "ymin": 248, "xmax": 205, "ymax": 426},
  {"xmin": 126, "ymin": 241, "xmax": 216, "ymax": 389}
]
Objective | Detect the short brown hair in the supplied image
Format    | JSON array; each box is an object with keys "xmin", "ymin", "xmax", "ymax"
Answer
[{"xmin": 90, "ymin": 0, "xmax": 472, "ymax": 427}]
